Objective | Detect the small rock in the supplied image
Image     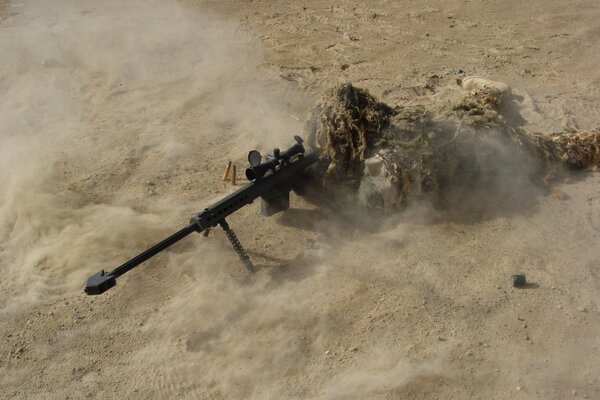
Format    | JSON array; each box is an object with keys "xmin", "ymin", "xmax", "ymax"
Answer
[
  {"xmin": 340, "ymin": 64, "xmax": 349, "ymax": 70},
  {"xmin": 571, "ymin": 390, "xmax": 577, "ymax": 396},
  {"xmin": 516, "ymin": 386, "xmax": 522, "ymax": 391},
  {"xmin": 522, "ymin": 324, "xmax": 527, "ymax": 329},
  {"xmin": 577, "ymin": 307, "xmax": 587, "ymax": 313},
  {"xmin": 350, "ymin": 347, "xmax": 358, "ymax": 352},
  {"xmin": 455, "ymin": 68, "xmax": 465, "ymax": 75},
  {"xmin": 343, "ymin": 32, "xmax": 359, "ymax": 41},
  {"xmin": 524, "ymin": 335, "xmax": 530, "ymax": 341},
  {"xmin": 466, "ymin": 350, "xmax": 473, "ymax": 356},
  {"xmin": 557, "ymin": 305, "xmax": 563, "ymax": 310},
  {"xmin": 324, "ymin": 350, "xmax": 330, "ymax": 355}
]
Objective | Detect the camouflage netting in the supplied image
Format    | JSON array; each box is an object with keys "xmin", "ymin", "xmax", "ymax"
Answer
[
  {"xmin": 303, "ymin": 81, "xmax": 600, "ymax": 210},
  {"xmin": 518, "ymin": 129, "xmax": 600, "ymax": 170}
]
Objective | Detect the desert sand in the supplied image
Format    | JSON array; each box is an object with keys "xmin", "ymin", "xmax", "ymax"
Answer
[{"xmin": 1, "ymin": 1, "xmax": 599, "ymax": 399}]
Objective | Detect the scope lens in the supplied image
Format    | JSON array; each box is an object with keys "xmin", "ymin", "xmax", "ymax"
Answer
[
  {"xmin": 248, "ymin": 150, "xmax": 262, "ymax": 168},
  {"xmin": 245, "ymin": 168, "xmax": 256, "ymax": 182}
]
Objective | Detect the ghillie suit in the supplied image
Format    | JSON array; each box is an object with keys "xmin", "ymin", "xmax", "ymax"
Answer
[
  {"xmin": 305, "ymin": 84, "xmax": 396, "ymax": 182},
  {"xmin": 303, "ymin": 80, "xmax": 600, "ymax": 210}
]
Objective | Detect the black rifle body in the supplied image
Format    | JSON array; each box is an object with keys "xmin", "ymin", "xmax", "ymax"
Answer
[{"xmin": 85, "ymin": 139, "xmax": 317, "ymax": 295}]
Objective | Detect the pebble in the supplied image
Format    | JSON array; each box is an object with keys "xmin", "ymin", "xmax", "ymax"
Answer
[
  {"xmin": 350, "ymin": 347, "xmax": 358, "ymax": 352},
  {"xmin": 516, "ymin": 386, "xmax": 522, "ymax": 391},
  {"xmin": 324, "ymin": 350, "xmax": 330, "ymax": 355},
  {"xmin": 571, "ymin": 390, "xmax": 577, "ymax": 396},
  {"xmin": 343, "ymin": 32, "xmax": 359, "ymax": 41},
  {"xmin": 524, "ymin": 335, "xmax": 530, "ymax": 341}
]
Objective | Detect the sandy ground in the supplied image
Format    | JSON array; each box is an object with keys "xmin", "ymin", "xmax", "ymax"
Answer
[{"xmin": 1, "ymin": 0, "xmax": 599, "ymax": 399}]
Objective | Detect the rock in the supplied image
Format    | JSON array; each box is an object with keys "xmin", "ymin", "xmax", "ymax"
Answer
[
  {"xmin": 524, "ymin": 335, "xmax": 530, "ymax": 341},
  {"xmin": 343, "ymin": 32, "xmax": 359, "ymax": 41},
  {"xmin": 461, "ymin": 76, "xmax": 512, "ymax": 97},
  {"xmin": 324, "ymin": 350, "xmax": 330, "ymax": 355},
  {"xmin": 516, "ymin": 386, "xmax": 522, "ymax": 391}
]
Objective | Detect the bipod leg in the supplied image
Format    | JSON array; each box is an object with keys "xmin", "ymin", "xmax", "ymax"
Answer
[{"xmin": 219, "ymin": 220, "xmax": 255, "ymax": 272}]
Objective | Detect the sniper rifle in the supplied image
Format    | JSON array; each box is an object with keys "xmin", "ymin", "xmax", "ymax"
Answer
[{"xmin": 84, "ymin": 135, "xmax": 317, "ymax": 295}]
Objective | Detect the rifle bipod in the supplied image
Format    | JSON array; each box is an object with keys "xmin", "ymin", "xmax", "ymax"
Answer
[{"xmin": 219, "ymin": 220, "xmax": 255, "ymax": 272}]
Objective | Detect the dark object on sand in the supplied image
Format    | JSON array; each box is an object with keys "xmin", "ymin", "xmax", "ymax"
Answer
[
  {"xmin": 84, "ymin": 136, "xmax": 318, "ymax": 295},
  {"xmin": 511, "ymin": 274, "xmax": 527, "ymax": 287}
]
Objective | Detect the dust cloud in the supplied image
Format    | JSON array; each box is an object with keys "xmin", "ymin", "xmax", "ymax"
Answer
[
  {"xmin": 0, "ymin": 0, "xmax": 308, "ymax": 312},
  {"xmin": 2, "ymin": 1, "xmax": 443, "ymax": 397},
  {"xmin": 3, "ymin": 1, "xmax": 598, "ymax": 399}
]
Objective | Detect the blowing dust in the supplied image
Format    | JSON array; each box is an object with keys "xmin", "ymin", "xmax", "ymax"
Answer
[
  {"xmin": 1, "ymin": 0, "xmax": 437, "ymax": 398},
  {"xmin": 2, "ymin": 1, "xmax": 599, "ymax": 399},
  {"xmin": 0, "ymin": 0, "xmax": 307, "ymax": 311}
]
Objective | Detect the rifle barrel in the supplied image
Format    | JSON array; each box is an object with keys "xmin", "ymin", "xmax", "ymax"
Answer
[{"xmin": 110, "ymin": 224, "xmax": 197, "ymax": 278}]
